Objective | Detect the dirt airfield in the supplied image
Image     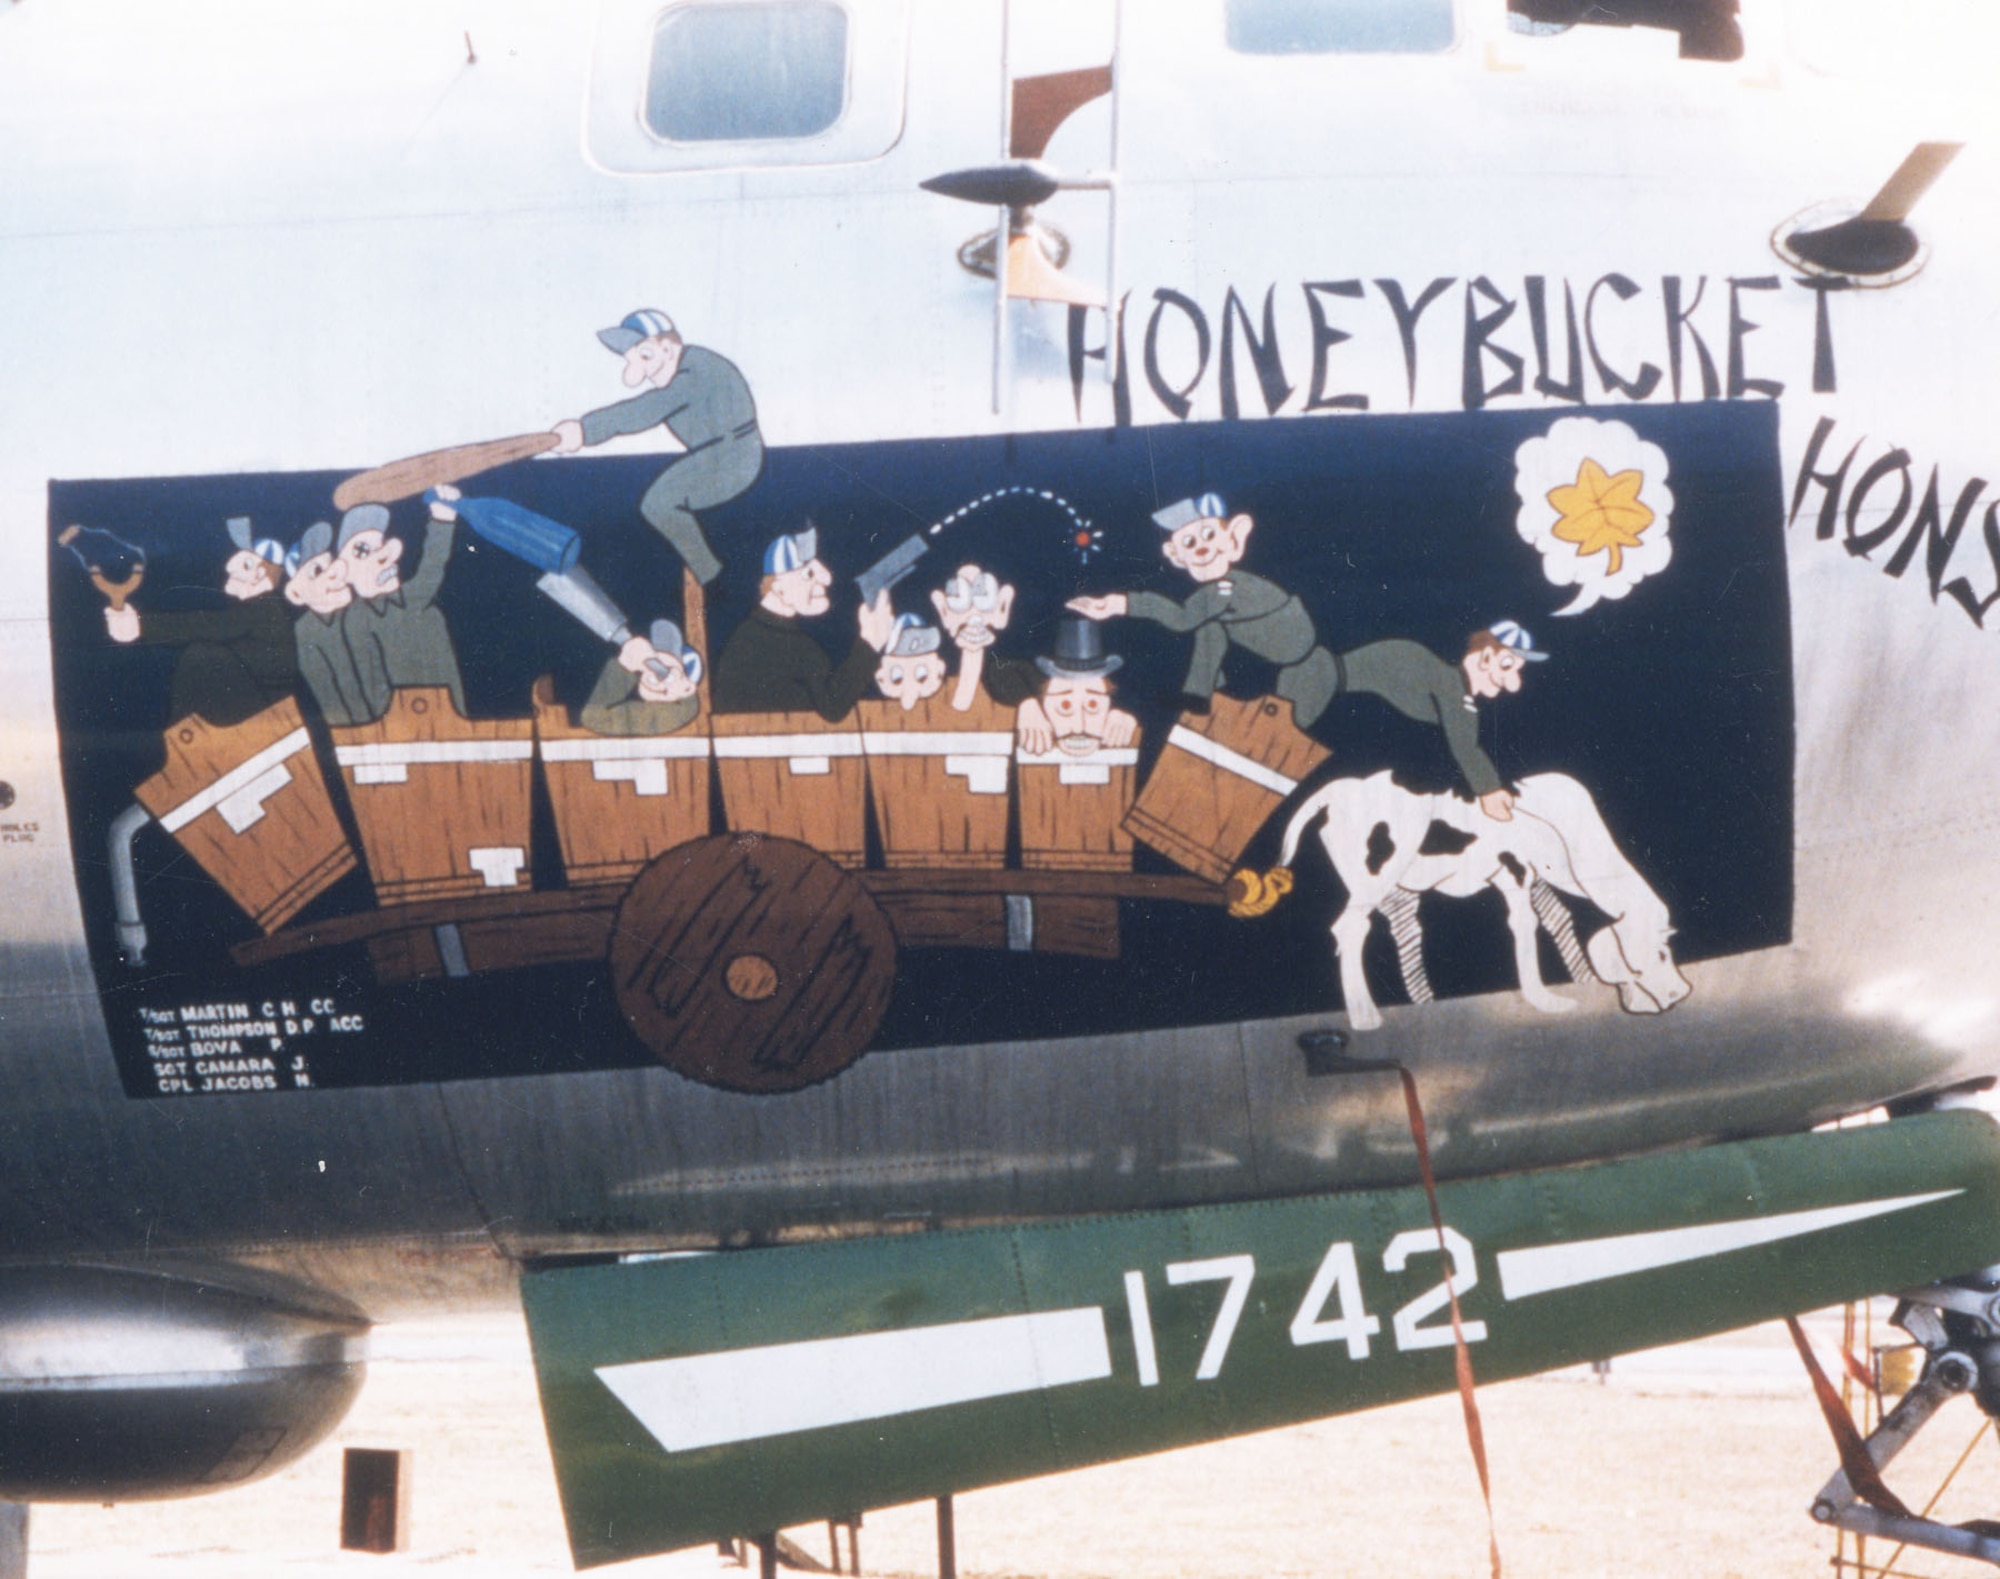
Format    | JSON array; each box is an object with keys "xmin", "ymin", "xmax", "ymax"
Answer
[{"xmin": 25, "ymin": 1307, "xmax": 2000, "ymax": 1579}]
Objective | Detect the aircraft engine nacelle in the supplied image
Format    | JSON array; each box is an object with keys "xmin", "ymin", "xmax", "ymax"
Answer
[{"xmin": 0, "ymin": 1264, "xmax": 367, "ymax": 1502}]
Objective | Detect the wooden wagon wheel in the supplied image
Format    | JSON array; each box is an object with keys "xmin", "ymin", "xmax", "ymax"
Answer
[{"xmin": 608, "ymin": 833, "xmax": 898, "ymax": 1094}]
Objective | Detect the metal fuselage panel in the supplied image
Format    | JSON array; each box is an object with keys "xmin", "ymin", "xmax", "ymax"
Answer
[{"xmin": 2, "ymin": 1, "xmax": 1997, "ymax": 1312}]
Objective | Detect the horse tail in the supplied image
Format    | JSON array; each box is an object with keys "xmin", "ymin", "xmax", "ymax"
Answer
[{"xmin": 1225, "ymin": 780, "xmax": 1340, "ymax": 920}]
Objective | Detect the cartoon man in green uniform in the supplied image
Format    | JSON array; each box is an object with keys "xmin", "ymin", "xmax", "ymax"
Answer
[
  {"xmin": 1334, "ymin": 620, "xmax": 1548, "ymax": 821},
  {"xmin": 336, "ymin": 494, "xmax": 466, "ymax": 721},
  {"xmin": 1067, "ymin": 493, "xmax": 1340, "ymax": 728},
  {"xmin": 549, "ymin": 308, "xmax": 761, "ymax": 587},
  {"xmin": 104, "ymin": 516, "xmax": 297, "ymax": 727},
  {"xmin": 582, "ymin": 617, "xmax": 702, "ymax": 736},
  {"xmin": 711, "ymin": 526, "xmax": 895, "ymax": 718}
]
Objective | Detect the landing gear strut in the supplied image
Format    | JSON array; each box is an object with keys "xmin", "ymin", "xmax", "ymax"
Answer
[{"xmin": 1810, "ymin": 1272, "xmax": 2000, "ymax": 1566}]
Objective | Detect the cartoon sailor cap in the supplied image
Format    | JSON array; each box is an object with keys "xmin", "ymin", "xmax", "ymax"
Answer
[
  {"xmin": 598, "ymin": 309, "xmax": 678, "ymax": 354},
  {"xmin": 647, "ymin": 617, "xmax": 704, "ymax": 685},
  {"xmin": 1488, "ymin": 619, "xmax": 1550, "ymax": 661},
  {"xmin": 1152, "ymin": 492, "xmax": 1229, "ymax": 533},
  {"xmin": 762, "ymin": 526, "xmax": 819, "ymax": 577},
  {"xmin": 1036, "ymin": 614, "xmax": 1123, "ymax": 679},
  {"xmin": 285, "ymin": 521, "xmax": 335, "ymax": 576},
  {"xmin": 226, "ymin": 516, "xmax": 286, "ymax": 566},
  {"xmin": 884, "ymin": 613, "xmax": 941, "ymax": 658},
  {"xmin": 335, "ymin": 503, "xmax": 391, "ymax": 551}
]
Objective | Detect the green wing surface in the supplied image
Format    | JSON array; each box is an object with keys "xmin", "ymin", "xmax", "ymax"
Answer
[{"xmin": 526, "ymin": 1110, "xmax": 2000, "ymax": 1568}]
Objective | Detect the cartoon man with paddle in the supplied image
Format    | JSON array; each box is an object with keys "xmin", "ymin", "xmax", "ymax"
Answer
[
  {"xmin": 330, "ymin": 308, "xmax": 762, "ymax": 590},
  {"xmin": 548, "ymin": 308, "xmax": 763, "ymax": 588}
]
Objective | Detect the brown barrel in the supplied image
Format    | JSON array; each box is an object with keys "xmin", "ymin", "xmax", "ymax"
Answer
[
  {"xmin": 710, "ymin": 711, "xmax": 868, "ymax": 868},
  {"xmin": 330, "ymin": 688, "xmax": 534, "ymax": 906},
  {"xmin": 1123, "ymin": 695, "xmax": 1329, "ymax": 883},
  {"xmin": 134, "ymin": 699, "xmax": 356, "ymax": 932},
  {"xmin": 533, "ymin": 676, "xmax": 711, "ymax": 887},
  {"xmin": 608, "ymin": 834, "xmax": 898, "ymax": 1093},
  {"xmin": 858, "ymin": 691, "xmax": 1013, "ymax": 870},
  {"xmin": 1017, "ymin": 732, "xmax": 1140, "ymax": 873}
]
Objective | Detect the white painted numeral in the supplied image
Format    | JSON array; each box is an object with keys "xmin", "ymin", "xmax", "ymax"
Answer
[
  {"xmin": 1165, "ymin": 1255, "xmax": 1256, "ymax": 1381},
  {"xmin": 1123, "ymin": 1270, "xmax": 1160, "ymax": 1387},
  {"xmin": 1289, "ymin": 1241, "xmax": 1381, "ymax": 1359},
  {"xmin": 1383, "ymin": 1227, "xmax": 1486, "ymax": 1351}
]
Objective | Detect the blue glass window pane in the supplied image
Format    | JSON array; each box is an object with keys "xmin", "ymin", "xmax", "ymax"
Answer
[
  {"xmin": 647, "ymin": 2, "xmax": 849, "ymax": 143},
  {"xmin": 1227, "ymin": 0, "xmax": 1455, "ymax": 54}
]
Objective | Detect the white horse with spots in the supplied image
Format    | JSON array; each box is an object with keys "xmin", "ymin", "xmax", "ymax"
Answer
[{"xmin": 1273, "ymin": 770, "xmax": 1692, "ymax": 1031}]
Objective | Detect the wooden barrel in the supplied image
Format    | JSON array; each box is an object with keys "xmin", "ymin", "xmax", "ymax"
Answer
[
  {"xmin": 710, "ymin": 711, "xmax": 867, "ymax": 869},
  {"xmin": 330, "ymin": 688, "xmax": 534, "ymax": 906},
  {"xmin": 533, "ymin": 676, "xmax": 711, "ymax": 887},
  {"xmin": 134, "ymin": 698, "xmax": 356, "ymax": 932},
  {"xmin": 609, "ymin": 834, "xmax": 897, "ymax": 1093},
  {"xmin": 1016, "ymin": 735, "xmax": 1140, "ymax": 873},
  {"xmin": 1122, "ymin": 695, "xmax": 1329, "ymax": 883},
  {"xmin": 858, "ymin": 691, "xmax": 1013, "ymax": 870}
]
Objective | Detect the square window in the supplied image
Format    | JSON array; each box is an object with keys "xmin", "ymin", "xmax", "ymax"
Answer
[
  {"xmin": 647, "ymin": 1, "xmax": 849, "ymax": 143},
  {"xmin": 1227, "ymin": 0, "xmax": 1455, "ymax": 54}
]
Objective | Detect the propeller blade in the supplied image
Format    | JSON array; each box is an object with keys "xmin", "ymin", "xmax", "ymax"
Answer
[
  {"xmin": 1787, "ymin": 218, "xmax": 1919, "ymax": 279},
  {"xmin": 1858, "ymin": 141, "xmax": 1963, "ymax": 223},
  {"xmin": 919, "ymin": 160, "xmax": 1062, "ymax": 210},
  {"xmin": 1009, "ymin": 64, "xmax": 1112, "ymax": 161},
  {"xmin": 1004, "ymin": 231, "xmax": 1102, "ymax": 308}
]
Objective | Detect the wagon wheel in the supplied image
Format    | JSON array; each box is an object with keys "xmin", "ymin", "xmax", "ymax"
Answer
[{"xmin": 608, "ymin": 833, "xmax": 898, "ymax": 1094}]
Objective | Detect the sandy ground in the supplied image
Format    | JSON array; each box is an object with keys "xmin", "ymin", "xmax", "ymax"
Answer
[{"xmin": 23, "ymin": 1307, "xmax": 2000, "ymax": 1579}]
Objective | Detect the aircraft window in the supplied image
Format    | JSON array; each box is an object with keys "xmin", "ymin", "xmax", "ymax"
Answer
[
  {"xmin": 1505, "ymin": 0, "xmax": 1744, "ymax": 62},
  {"xmin": 1225, "ymin": 0, "xmax": 1455, "ymax": 55},
  {"xmin": 646, "ymin": 1, "xmax": 849, "ymax": 143}
]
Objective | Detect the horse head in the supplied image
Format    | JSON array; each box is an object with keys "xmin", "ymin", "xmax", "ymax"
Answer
[{"xmin": 1585, "ymin": 919, "xmax": 1692, "ymax": 1015}]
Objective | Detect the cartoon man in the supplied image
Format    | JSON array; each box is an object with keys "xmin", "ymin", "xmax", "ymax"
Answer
[
  {"xmin": 1013, "ymin": 616, "xmax": 1140, "ymax": 757},
  {"xmin": 930, "ymin": 563, "xmax": 1040, "ymax": 712},
  {"xmin": 1068, "ymin": 493, "xmax": 1339, "ymax": 728},
  {"xmin": 581, "ymin": 617, "xmax": 702, "ymax": 736},
  {"xmin": 711, "ymin": 526, "xmax": 896, "ymax": 718},
  {"xmin": 339, "ymin": 491, "xmax": 466, "ymax": 721},
  {"xmin": 285, "ymin": 521, "xmax": 370, "ymax": 725},
  {"xmin": 104, "ymin": 516, "xmax": 297, "ymax": 727},
  {"xmin": 549, "ymin": 309, "xmax": 761, "ymax": 587},
  {"xmin": 1334, "ymin": 620, "xmax": 1548, "ymax": 820},
  {"xmin": 873, "ymin": 614, "xmax": 948, "ymax": 711}
]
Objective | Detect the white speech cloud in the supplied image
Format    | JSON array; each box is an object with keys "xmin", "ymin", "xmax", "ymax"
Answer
[{"xmin": 1513, "ymin": 417, "xmax": 1674, "ymax": 617}]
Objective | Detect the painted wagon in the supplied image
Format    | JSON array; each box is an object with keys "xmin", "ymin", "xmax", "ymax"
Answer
[{"xmin": 125, "ymin": 580, "xmax": 1318, "ymax": 1094}]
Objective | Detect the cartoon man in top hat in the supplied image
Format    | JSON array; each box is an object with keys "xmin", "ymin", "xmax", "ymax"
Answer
[
  {"xmin": 548, "ymin": 308, "xmax": 762, "ymax": 587},
  {"xmin": 582, "ymin": 617, "xmax": 703, "ymax": 737},
  {"xmin": 104, "ymin": 515, "xmax": 297, "ymax": 727},
  {"xmin": 1068, "ymin": 492, "xmax": 1340, "ymax": 729},
  {"xmin": 1333, "ymin": 620, "xmax": 1549, "ymax": 820},
  {"xmin": 711, "ymin": 525, "xmax": 896, "ymax": 718},
  {"xmin": 1016, "ymin": 616, "xmax": 1139, "ymax": 758}
]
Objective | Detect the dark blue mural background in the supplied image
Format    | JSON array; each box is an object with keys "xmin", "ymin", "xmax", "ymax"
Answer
[{"xmin": 50, "ymin": 400, "xmax": 1792, "ymax": 1097}]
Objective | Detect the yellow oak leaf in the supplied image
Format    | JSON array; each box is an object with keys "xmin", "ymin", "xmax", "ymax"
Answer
[{"xmin": 1546, "ymin": 457, "xmax": 1655, "ymax": 576}]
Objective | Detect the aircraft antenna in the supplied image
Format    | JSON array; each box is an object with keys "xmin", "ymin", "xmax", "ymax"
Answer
[{"xmin": 992, "ymin": 0, "xmax": 1013, "ymax": 415}]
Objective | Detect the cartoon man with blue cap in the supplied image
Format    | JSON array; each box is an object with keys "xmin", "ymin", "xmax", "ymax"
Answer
[
  {"xmin": 1068, "ymin": 492, "xmax": 1339, "ymax": 728},
  {"xmin": 102, "ymin": 515, "xmax": 298, "ymax": 728},
  {"xmin": 872, "ymin": 613, "xmax": 948, "ymax": 712},
  {"xmin": 582, "ymin": 617, "xmax": 704, "ymax": 737},
  {"xmin": 1332, "ymin": 619, "xmax": 1550, "ymax": 821},
  {"xmin": 547, "ymin": 308, "xmax": 762, "ymax": 587},
  {"xmin": 711, "ymin": 525, "xmax": 896, "ymax": 718}
]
